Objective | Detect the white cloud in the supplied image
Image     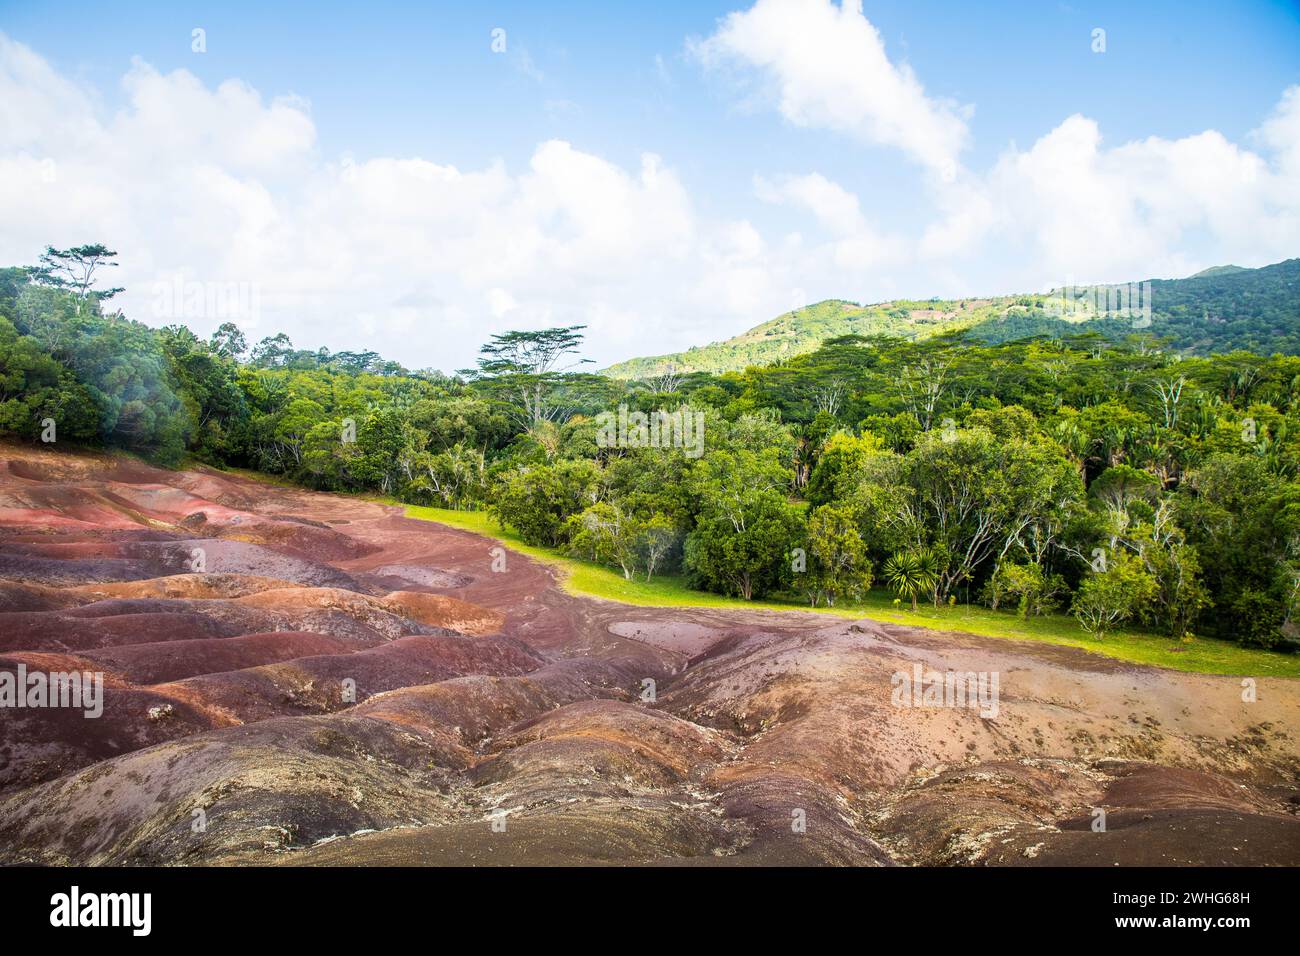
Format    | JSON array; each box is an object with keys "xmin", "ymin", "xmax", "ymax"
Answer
[
  {"xmin": 1255, "ymin": 85, "xmax": 1300, "ymax": 204},
  {"xmin": 692, "ymin": 0, "xmax": 970, "ymax": 175},
  {"xmin": 0, "ymin": 33, "xmax": 101, "ymax": 152},
  {"xmin": 0, "ymin": 35, "xmax": 810, "ymax": 370},
  {"xmin": 487, "ymin": 288, "xmax": 518, "ymax": 318},
  {"xmin": 756, "ymin": 172, "xmax": 864, "ymax": 237},
  {"xmin": 697, "ymin": 1, "xmax": 1300, "ymax": 293},
  {"xmin": 114, "ymin": 58, "xmax": 316, "ymax": 173},
  {"xmin": 922, "ymin": 95, "xmax": 1300, "ymax": 287},
  {"xmin": 755, "ymin": 172, "xmax": 904, "ymax": 272},
  {"xmin": 2, "ymin": 24, "xmax": 1298, "ymax": 376}
]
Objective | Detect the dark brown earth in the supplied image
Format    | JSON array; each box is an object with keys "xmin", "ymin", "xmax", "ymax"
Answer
[{"xmin": 0, "ymin": 442, "xmax": 1296, "ymax": 866}]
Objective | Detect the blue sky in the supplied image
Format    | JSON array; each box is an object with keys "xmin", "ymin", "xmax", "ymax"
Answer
[{"xmin": 1, "ymin": 0, "xmax": 1298, "ymax": 370}]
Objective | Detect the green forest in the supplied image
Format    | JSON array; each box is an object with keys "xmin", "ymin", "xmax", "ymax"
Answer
[
  {"xmin": 5, "ymin": 246, "xmax": 1300, "ymax": 653},
  {"xmin": 604, "ymin": 258, "xmax": 1300, "ymax": 378}
]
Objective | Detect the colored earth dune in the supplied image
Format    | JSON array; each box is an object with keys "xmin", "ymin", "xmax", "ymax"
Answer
[{"xmin": 0, "ymin": 442, "xmax": 1297, "ymax": 866}]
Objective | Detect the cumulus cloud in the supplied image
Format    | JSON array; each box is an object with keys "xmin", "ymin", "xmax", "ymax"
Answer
[
  {"xmin": 692, "ymin": 0, "xmax": 970, "ymax": 177},
  {"xmin": 2, "ymin": 20, "xmax": 1298, "ymax": 373},
  {"xmin": 0, "ymin": 34, "xmax": 804, "ymax": 370},
  {"xmin": 755, "ymin": 172, "xmax": 905, "ymax": 272},
  {"xmin": 920, "ymin": 96, "xmax": 1300, "ymax": 287},
  {"xmin": 697, "ymin": 1, "xmax": 1300, "ymax": 293}
]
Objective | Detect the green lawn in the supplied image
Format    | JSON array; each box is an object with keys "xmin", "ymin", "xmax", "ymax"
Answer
[
  {"xmin": 211, "ymin": 468, "xmax": 1299, "ymax": 679},
  {"xmin": 405, "ymin": 504, "xmax": 1300, "ymax": 679}
]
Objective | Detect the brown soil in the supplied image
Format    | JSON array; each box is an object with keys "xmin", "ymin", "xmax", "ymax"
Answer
[{"xmin": 0, "ymin": 441, "xmax": 1296, "ymax": 867}]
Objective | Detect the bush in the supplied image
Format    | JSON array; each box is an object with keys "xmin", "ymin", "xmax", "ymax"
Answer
[{"xmin": 489, "ymin": 459, "xmax": 602, "ymax": 547}]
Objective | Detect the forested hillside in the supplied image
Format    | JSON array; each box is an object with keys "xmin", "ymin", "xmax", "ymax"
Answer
[
  {"xmin": 4, "ymin": 246, "xmax": 1300, "ymax": 653},
  {"xmin": 605, "ymin": 258, "xmax": 1300, "ymax": 378},
  {"xmin": 604, "ymin": 297, "xmax": 1011, "ymax": 377}
]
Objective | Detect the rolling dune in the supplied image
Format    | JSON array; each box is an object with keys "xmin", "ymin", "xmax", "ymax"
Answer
[{"xmin": 0, "ymin": 442, "xmax": 1296, "ymax": 866}]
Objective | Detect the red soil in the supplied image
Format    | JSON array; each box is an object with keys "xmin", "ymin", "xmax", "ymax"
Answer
[{"xmin": 0, "ymin": 441, "xmax": 1296, "ymax": 867}]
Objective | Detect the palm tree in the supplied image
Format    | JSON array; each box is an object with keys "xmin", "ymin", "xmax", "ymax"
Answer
[{"xmin": 883, "ymin": 548, "xmax": 940, "ymax": 611}]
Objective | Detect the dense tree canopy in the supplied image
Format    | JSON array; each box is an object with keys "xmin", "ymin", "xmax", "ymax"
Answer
[{"xmin": 4, "ymin": 248, "xmax": 1300, "ymax": 651}]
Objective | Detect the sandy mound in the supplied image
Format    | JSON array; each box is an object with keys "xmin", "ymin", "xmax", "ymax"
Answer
[
  {"xmin": 379, "ymin": 591, "xmax": 504, "ymax": 634},
  {"xmin": 366, "ymin": 564, "xmax": 472, "ymax": 589},
  {"xmin": 0, "ymin": 715, "xmax": 461, "ymax": 864},
  {"xmin": 121, "ymin": 540, "xmax": 364, "ymax": 589},
  {"xmin": 228, "ymin": 587, "xmax": 505, "ymax": 637},
  {"xmin": 264, "ymin": 802, "xmax": 746, "ymax": 867},
  {"xmin": 478, "ymin": 699, "xmax": 734, "ymax": 783},
  {"xmin": 0, "ymin": 550, "xmax": 160, "ymax": 585},
  {"xmin": 156, "ymin": 634, "xmax": 546, "ymax": 725},
  {"xmin": 0, "ymin": 665, "xmax": 223, "ymax": 792},
  {"xmin": 1, "ymin": 444, "xmax": 1296, "ymax": 867},
  {"xmin": 68, "ymin": 573, "xmax": 308, "ymax": 602},
  {"xmin": 0, "ymin": 580, "xmax": 80, "ymax": 612},
  {"xmin": 608, "ymin": 619, "xmax": 732, "ymax": 656},
  {"xmin": 0, "ymin": 609, "xmax": 245, "ymax": 652},
  {"xmin": 83, "ymin": 632, "xmax": 355, "ymax": 684}
]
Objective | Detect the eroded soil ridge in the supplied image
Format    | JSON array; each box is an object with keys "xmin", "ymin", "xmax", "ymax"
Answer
[{"xmin": 0, "ymin": 443, "xmax": 1296, "ymax": 866}]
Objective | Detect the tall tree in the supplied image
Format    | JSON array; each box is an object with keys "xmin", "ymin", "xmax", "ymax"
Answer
[
  {"xmin": 462, "ymin": 326, "xmax": 592, "ymax": 426},
  {"xmin": 30, "ymin": 245, "xmax": 124, "ymax": 315}
]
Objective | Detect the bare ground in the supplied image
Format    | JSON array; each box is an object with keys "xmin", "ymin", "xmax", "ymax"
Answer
[{"xmin": 0, "ymin": 442, "xmax": 1296, "ymax": 866}]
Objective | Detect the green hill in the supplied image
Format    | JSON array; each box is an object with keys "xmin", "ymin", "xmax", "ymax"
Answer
[
  {"xmin": 1188, "ymin": 264, "xmax": 1248, "ymax": 279},
  {"xmin": 604, "ymin": 296, "xmax": 1014, "ymax": 378},
  {"xmin": 604, "ymin": 258, "xmax": 1300, "ymax": 379}
]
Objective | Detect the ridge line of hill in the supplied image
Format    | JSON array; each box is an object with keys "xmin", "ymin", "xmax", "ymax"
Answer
[{"xmin": 603, "ymin": 257, "xmax": 1300, "ymax": 379}]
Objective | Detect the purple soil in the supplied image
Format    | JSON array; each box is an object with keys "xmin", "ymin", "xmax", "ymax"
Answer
[
  {"xmin": 0, "ymin": 441, "xmax": 1296, "ymax": 867},
  {"xmin": 82, "ymin": 632, "xmax": 357, "ymax": 684}
]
